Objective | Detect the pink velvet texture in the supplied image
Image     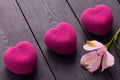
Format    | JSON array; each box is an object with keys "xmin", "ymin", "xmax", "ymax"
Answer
[
  {"xmin": 44, "ymin": 22, "xmax": 77, "ymax": 54},
  {"xmin": 3, "ymin": 41, "xmax": 38, "ymax": 75},
  {"xmin": 80, "ymin": 4, "xmax": 113, "ymax": 35}
]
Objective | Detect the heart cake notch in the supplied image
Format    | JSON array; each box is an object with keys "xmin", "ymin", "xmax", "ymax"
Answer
[
  {"xmin": 80, "ymin": 4, "xmax": 113, "ymax": 35},
  {"xmin": 3, "ymin": 41, "xmax": 38, "ymax": 75},
  {"xmin": 44, "ymin": 22, "xmax": 77, "ymax": 54}
]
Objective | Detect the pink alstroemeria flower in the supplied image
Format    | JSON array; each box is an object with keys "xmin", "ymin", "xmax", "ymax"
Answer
[{"xmin": 80, "ymin": 40, "xmax": 115, "ymax": 73}]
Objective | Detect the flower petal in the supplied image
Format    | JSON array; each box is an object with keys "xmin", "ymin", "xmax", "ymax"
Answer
[
  {"xmin": 97, "ymin": 47, "xmax": 106, "ymax": 56},
  {"xmin": 80, "ymin": 51, "xmax": 102, "ymax": 72},
  {"xmin": 88, "ymin": 56, "xmax": 102, "ymax": 72},
  {"xmin": 83, "ymin": 40, "xmax": 104, "ymax": 51},
  {"xmin": 102, "ymin": 51, "xmax": 115, "ymax": 71}
]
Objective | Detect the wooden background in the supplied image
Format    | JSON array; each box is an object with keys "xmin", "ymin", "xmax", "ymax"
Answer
[{"xmin": 0, "ymin": 0, "xmax": 120, "ymax": 80}]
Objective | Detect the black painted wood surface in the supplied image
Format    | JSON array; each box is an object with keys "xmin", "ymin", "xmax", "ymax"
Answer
[
  {"xmin": 16, "ymin": 0, "xmax": 113, "ymax": 80},
  {"xmin": 0, "ymin": 0, "xmax": 120, "ymax": 80}
]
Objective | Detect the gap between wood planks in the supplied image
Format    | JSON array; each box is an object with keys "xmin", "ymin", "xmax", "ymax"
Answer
[
  {"xmin": 65, "ymin": 0, "xmax": 114, "ymax": 80},
  {"xmin": 117, "ymin": 0, "xmax": 120, "ymax": 4},
  {"xmin": 65, "ymin": 0, "xmax": 91, "ymax": 40},
  {"xmin": 14, "ymin": 0, "xmax": 57, "ymax": 80}
]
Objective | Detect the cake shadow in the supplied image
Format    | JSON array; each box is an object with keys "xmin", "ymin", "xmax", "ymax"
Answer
[
  {"xmin": 46, "ymin": 48, "xmax": 77, "ymax": 65},
  {"xmin": 3, "ymin": 66, "xmax": 41, "ymax": 79},
  {"xmin": 88, "ymin": 28, "xmax": 114, "ymax": 44}
]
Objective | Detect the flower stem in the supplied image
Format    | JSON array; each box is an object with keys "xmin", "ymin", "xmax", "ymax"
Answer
[
  {"xmin": 105, "ymin": 28, "xmax": 120, "ymax": 48},
  {"xmin": 113, "ymin": 28, "xmax": 120, "ymax": 55}
]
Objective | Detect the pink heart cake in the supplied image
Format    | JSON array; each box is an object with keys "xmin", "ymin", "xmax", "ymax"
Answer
[
  {"xmin": 44, "ymin": 22, "xmax": 77, "ymax": 54},
  {"xmin": 3, "ymin": 41, "xmax": 38, "ymax": 75},
  {"xmin": 80, "ymin": 4, "xmax": 113, "ymax": 35}
]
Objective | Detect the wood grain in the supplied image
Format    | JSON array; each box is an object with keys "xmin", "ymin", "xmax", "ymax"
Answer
[
  {"xmin": 67, "ymin": 0, "xmax": 120, "ymax": 80},
  {"xmin": 0, "ymin": 0, "xmax": 55, "ymax": 80},
  {"xmin": 16, "ymin": 0, "xmax": 112, "ymax": 80}
]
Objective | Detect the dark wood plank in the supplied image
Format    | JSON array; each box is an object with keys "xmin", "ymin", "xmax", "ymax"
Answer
[
  {"xmin": 16, "ymin": 0, "xmax": 112, "ymax": 80},
  {"xmin": 0, "ymin": 0, "xmax": 55, "ymax": 80},
  {"xmin": 67, "ymin": 0, "xmax": 120, "ymax": 80}
]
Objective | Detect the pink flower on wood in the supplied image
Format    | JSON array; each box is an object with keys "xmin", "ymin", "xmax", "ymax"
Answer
[{"xmin": 80, "ymin": 40, "xmax": 114, "ymax": 73}]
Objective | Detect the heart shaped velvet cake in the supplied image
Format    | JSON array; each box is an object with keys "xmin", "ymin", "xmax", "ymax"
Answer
[
  {"xmin": 44, "ymin": 22, "xmax": 77, "ymax": 54},
  {"xmin": 3, "ymin": 41, "xmax": 38, "ymax": 74},
  {"xmin": 80, "ymin": 4, "xmax": 113, "ymax": 35}
]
